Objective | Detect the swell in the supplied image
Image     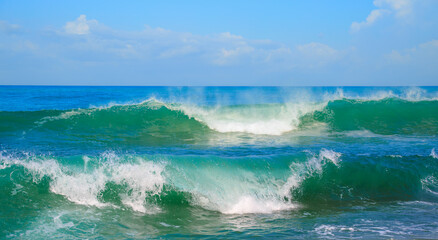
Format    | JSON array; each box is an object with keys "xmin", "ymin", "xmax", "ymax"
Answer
[
  {"xmin": 0, "ymin": 98, "xmax": 437, "ymax": 144},
  {"xmin": 1, "ymin": 150, "xmax": 437, "ymax": 215}
]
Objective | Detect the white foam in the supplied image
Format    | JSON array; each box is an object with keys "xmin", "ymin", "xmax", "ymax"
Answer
[
  {"xmin": 223, "ymin": 196, "xmax": 296, "ymax": 214},
  {"xmin": 314, "ymin": 224, "xmax": 337, "ymax": 236},
  {"xmin": 206, "ymin": 119, "xmax": 293, "ymax": 135},
  {"xmin": 319, "ymin": 148, "xmax": 342, "ymax": 166},
  {"xmin": 431, "ymin": 148, "xmax": 438, "ymax": 159},
  {"xmin": 281, "ymin": 175, "xmax": 301, "ymax": 197},
  {"xmin": 282, "ymin": 149, "xmax": 342, "ymax": 196},
  {"xmin": 35, "ymin": 109, "xmax": 91, "ymax": 126},
  {"xmin": 302, "ymin": 148, "xmax": 342, "ymax": 174},
  {"xmin": 314, "ymin": 224, "xmax": 355, "ymax": 237},
  {"xmin": 0, "ymin": 152, "xmax": 166, "ymax": 213},
  {"xmin": 110, "ymin": 160, "xmax": 165, "ymax": 214},
  {"xmin": 50, "ymin": 170, "xmax": 108, "ymax": 207},
  {"xmin": 421, "ymin": 175, "xmax": 438, "ymax": 195},
  {"xmin": 1, "ymin": 155, "xmax": 109, "ymax": 208},
  {"xmin": 174, "ymin": 102, "xmax": 326, "ymax": 135}
]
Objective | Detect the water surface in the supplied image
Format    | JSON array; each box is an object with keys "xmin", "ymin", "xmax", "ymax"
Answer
[{"xmin": 1, "ymin": 86, "xmax": 438, "ymax": 239}]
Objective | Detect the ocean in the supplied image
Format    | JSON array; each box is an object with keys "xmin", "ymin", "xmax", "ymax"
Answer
[{"xmin": 0, "ymin": 86, "xmax": 437, "ymax": 239}]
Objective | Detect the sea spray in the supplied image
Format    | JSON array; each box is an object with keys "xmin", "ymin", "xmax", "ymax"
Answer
[{"xmin": 431, "ymin": 148, "xmax": 438, "ymax": 159}]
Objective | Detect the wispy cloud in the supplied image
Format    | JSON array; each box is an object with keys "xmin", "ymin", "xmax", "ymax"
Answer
[
  {"xmin": 51, "ymin": 15, "xmax": 343, "ymax": 68},
  {"xmin": 295, "ymin": 42, "xmax": 340, "ymax": 67},
  {"xmin": 385, "ymin": 39, "xmax": 438, "ymax": 64}
]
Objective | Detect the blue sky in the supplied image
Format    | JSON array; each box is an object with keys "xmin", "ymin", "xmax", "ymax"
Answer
[{"xmin": 0, "ymin": 0, "xmax": 437, "ymax": 86}]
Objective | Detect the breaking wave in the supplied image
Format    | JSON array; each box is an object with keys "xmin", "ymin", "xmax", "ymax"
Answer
[
  {"xmin": 1, "ymin": 149, "xmax": 437, "ymax": 215},
  {"xmin": 0, "ymin": 96, "xmax": 437, "ymax": 148}
]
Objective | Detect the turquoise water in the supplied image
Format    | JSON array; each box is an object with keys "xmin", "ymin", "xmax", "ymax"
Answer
[{"xmin": 1, "ymin": 86, "xmax": 438, "ymax": 239}]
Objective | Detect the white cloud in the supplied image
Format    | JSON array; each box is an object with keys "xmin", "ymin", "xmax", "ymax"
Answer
[
  {"xmin": 4, "ymin": 15, "xmax": 343, "ymax": 71},
  {"xmin": 64, "ymin": 15, "xmax": 97, "ymax": 35},
  {"xmin": 58, "ymin": 22, "xmax": 342, "ymax": 68},
  {"xmin": 351, "ymin": 9, "xmax": 388, "ymax": 32},
  {"xmin": 374, "ymin": 0, "xmax": 413, "ymax": 17},
  {"xmin": 351, "ymin": 0, "xmax": 414, "ymax": 32}
]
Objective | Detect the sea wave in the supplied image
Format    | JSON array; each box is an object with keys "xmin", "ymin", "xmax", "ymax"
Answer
[
  {"xmin": 1, "ymin": 150, "xmax": 437, "ymax": 214},
  {"xmin": 0, "ymin": 96, "xmax": 437, "ymax": 146}
]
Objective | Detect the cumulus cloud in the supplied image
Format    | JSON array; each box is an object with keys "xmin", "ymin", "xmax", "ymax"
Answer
[
  {"xmin": 351, "ymin": 0, "xmax": 414, "ymax": 32},
  {"xmin": 64, "ymin": 15, "xmax": 97, "ymax": 35}
]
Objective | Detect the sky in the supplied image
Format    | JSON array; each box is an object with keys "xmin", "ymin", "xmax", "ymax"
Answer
[{"xmin": 0, "ymin": 0, "xmax": 437, "ymax": 86}]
